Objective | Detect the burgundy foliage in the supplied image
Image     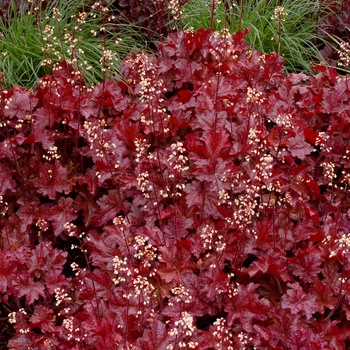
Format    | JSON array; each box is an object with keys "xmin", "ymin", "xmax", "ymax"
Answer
[
  {"xmin": 106, "ymin": 0, "xmax": 189, "ymax": 39},
  {"xmin": 1, "ymin": 28, "xmax": 350, "ymax": 349},
  {"xmin": 318, "ymin": 0, "xmax": 350, "ymax": 67}
]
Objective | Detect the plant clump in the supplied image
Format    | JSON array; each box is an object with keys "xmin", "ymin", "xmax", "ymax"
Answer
[{"xmin": 0, "ymin": 27, "xmax": 350, "ymax": 348}]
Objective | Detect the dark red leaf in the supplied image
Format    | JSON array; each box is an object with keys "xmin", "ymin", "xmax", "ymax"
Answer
[
  {"xmin": 225, "ymin": 283, "xmax": 270, "ymax": 332},
  {"xmin": 4, "ymin": 86, "xmax": 38, "ymax": 119},
  {"xmin": 288, "ymin": 245, "xmax": 322, "ymax": 283},
  {"xmin": 37, "ymin": 162, "xmax": 73, "ymax": 199},
  {"xmin": 136, "ymin": 318, "xmax": 171, "ymax": 349},
  {"xmin": 158, "ymin": 242, "xmax": 196, "ymax": 284},
  {"xmin": 286, "ymin": 131, "xmax": 314, "ymax": 160},
  {"xmin": 92, "ymin": 189, "xmax": 122, "ymax": 226},
  {"xmin": 48, "ymin": 197, "xmax": 78, "ymax": 236},
  {"xmin": 248, "ymin": 253, "xmax": 292, "ymax": 282},
  {"xmin": 281, "ymin": 283, "xmax": 319, "ymax": 319},
  {"xmin": 184, "ymin": 180, "xmax": 224, "ymax": 220},
  {"xmin": 0, "ymin": 163, "xmax": 16, "ymax": 194},
  {"xmin": 14, "ymin": 274, "xmax": 46, "ymax": 305},
  {"xmin": 27, "ymin": 242, "xmax": 67, "ymax": 276},
  {"xmin": 177, "ymin": 89, "xmax": 192, "ymax": 102},
  {"xmin": 29, "ymin": 305, "xmax": 56, "ymax": 333}
]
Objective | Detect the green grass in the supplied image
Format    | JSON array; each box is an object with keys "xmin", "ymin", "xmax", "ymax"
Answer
[
  {"xmin": 0, "ymin": 0, "xmax": 151, "ymax": 89},
  {"xmin": 0, "ymin": 2, "xmax": 45, "ymax": 88},
  {"xmin": 0, "ymin": 0, "xmax": 339, "ymax": 89},
  {"xmin": 181, "ymin": 0, "xmax": 327, "ymax": 74}
]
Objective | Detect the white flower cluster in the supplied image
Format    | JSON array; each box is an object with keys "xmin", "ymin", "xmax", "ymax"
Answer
[
  {"xmin": 246, "ymin": 87, "xmax": 265, "ymax": 104},
  {"xmin": 0, "ymin": 195, "xmax": 8, "ymax": 216},
  {"xmin": 321, "ymin": 161, "xmax": 337, "ymax": 186},
  {"xmin": 200, "ymin": 224, "xmax": 226, "ymax": 255},
  {"xmin": 167, "ymin": 141, "xmax": 189, "ymax": 173},
  {"xmin": 211, "ymin": 317, "xmax": 234, "ymax": 350},
  {"xmin": 112, "ymin": 255, "xmax": 131, "ymax": 285},
  {"xmin": 167, "ymin": 311, "xmax": 197, "ymax": 348},
  {"xmin": 43, "ymin": 145, "xmax": 61, "ymax": 161},
  {"xmin": 168, "ymin": 0, "xmax": 183, "ymax": 22},
  {"xmin": 133, "ymin": 275, "xmax": 155, "ymax": 306},
  {"xmin": 329, "ymin": 232, "xmax": 350, "ymax": 258},
  {"xmin": 338, "ymin": 41, "xmax": 350, "ymax": 68},
  {"xmin": 133, "ymin": 235, "xmax": 157, "ymax": 269},
  {"xmin": 54, "ymin": 287, "xmax": 72, "ymax": 306},
  {"xmin": 271, "ymin": 6, "xmax": 288, "ymax": 25},
  {"xmin": 169, "ymin": 284, "xmax": 193, "ymax": 305}
]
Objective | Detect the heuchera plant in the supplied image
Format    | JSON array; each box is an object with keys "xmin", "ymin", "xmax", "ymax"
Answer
[
  {"xmin": 1, "ymin": 28, "xmax": 350, "ymax": 349},
  {"xmin": 318, "ymin": 0, "xmax": 350, "ymax": 67},
  {"xmin": 105, "ymin": 0, "xmax": 188, "ymax": 39}
]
